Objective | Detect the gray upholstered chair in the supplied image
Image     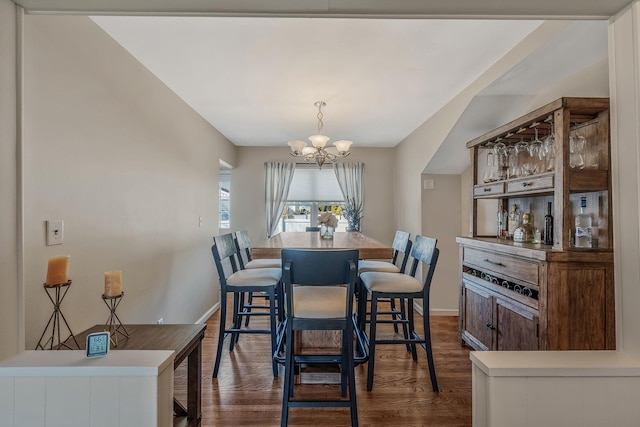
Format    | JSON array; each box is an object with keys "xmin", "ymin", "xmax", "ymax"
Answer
[
  {"xmin": 279, "ymin": 249, "xmax": 359, "ymax": 426},
  {"xmin": 359, "ymin": 235, "xmax": 440, "ymax": 392},
  {"xmin": 211, "ymin": 233, "xmax": 283, "ymax": 378}
]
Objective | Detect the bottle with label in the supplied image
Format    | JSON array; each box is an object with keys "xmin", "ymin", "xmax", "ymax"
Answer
[
  {"xmin": 497, "ymin": 207, "xmax": 507, "ymax": 238},
  {"xmin": 544, "ymin": 202, "xmax": 554, "ymax": 245},
  {"xmin": 575, "ymin": 196, "xmax": 592, "ymax": 248},
  {"xmin": 514, "ymin": 212, "xmax": 535, "ymax": 243},
  {"xmin": 507, "ymin": 204, "xmax": 521, "ymax": 238}
]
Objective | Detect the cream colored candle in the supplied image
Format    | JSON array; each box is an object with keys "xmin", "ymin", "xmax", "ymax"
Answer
[
  {"xmin": 45, "ymin": 256, "xmax": 70, "ymax": 285},
  {"xmin": 104, "ymin": 270, "xmax": 122, "ymax": 297}
]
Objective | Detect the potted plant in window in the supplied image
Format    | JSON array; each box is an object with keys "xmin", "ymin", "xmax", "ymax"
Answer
[{"xmin": 343, "ymin": 198, "xmax": 363, "ymax": 232}]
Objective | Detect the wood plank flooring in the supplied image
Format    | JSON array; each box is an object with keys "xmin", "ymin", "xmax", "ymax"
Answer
[{"xmin": 174, "ymin": 303, "xmax": 472, "ymax": 426}]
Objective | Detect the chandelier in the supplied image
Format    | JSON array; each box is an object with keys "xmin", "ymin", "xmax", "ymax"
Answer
[{"xmin": 287, "ymin": 101, "xmax": 353, "ymax": 169}]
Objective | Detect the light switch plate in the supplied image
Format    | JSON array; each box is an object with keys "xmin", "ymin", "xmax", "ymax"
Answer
[{"xmin": 46, "ymin": 220, "xmax": 64, "ymax": 246}]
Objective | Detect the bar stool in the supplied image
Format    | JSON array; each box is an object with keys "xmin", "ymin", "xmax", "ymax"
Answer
[
  {"xmin": 211, "ymin": 233, "xmax": 283, "ymax": 378},
  {"xmin": 234, "ymin": 229, "xmax": 281, "ymax": 270},
  {"xmin": 279, "ymin": 249, "xmax": 359, "ymax": 426},
  {"xmin": 234, "ymin": 230, "xmax": 281, "ymax": 327},
  {"xmin": 357, "ymin": 230, "xmax": 412, "ymax": 334},
  {"xmin": 359, "ymin": 235, "xmax": 440, "ymax": 392}
]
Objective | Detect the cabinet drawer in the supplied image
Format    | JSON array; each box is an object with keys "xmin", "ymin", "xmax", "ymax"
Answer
[
  {"xmin": 463, "ymin": 247, "xmax": 539, "ymax": 285},
  {"xmin": 474, "ymin": 182, "xmax": 505, "ymax": 197},
  {"xmin": 506, "ymin": 174, "xmax": 554, "ymax": 194}
]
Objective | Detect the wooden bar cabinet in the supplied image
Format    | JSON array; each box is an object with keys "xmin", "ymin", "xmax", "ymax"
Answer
[{"xmin": 457, "ymin": 97, "xmax": 615, "ymax": 351}]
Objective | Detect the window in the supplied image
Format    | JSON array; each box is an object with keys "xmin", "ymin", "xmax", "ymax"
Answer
[
  {"xmin": 277, "ymin": 166, "xmax": 346, "ymax": 233},
  {"xmin": 219, "ymin": 169, "xmax": 231, "ymax": 229}
]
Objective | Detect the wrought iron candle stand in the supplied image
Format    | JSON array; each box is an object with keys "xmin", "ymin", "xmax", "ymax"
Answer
[
  {"xmin": 35, "ymin": 280, "xmax": 79, "ymax": 350},
  {"xmin": 102, "ymin": 291, "xmax": 129, "ymax": 347}
]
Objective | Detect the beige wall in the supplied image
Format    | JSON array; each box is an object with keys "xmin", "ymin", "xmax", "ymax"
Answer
[
  {"xmin": 0, "ymin": 0, "xmax": 20, "ymax": 359},
  {"xmin": 21, "ymin": 15, "xmax": 237, "ymax": 348},
  {"xmin": 231, "ymin": 146, "xmax": 396, "ymax": 246},
  {"xmin": 421, "ymin": 174, "xmax": 461, "ymax": 313},
  {"xmin": 395, "ymin": 22, "xmax": 573, "ymax": 314}
]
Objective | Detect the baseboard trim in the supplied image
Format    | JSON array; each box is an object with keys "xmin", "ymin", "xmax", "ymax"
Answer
[
  {"xmin": 414, "ymin": 304, "xmax": 458, "ymax": 317},
  {"xmin": 196, "ymin": 302, "xmax": 220, "ymax": 324}
]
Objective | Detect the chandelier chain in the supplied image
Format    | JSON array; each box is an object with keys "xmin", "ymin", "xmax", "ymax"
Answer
[{"xmin": 316, "ymin": 102, "xmax": 324, "ymax": 135}]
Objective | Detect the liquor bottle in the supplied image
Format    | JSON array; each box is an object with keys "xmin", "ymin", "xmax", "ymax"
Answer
[
  {"xmin": 544, "ymin": 202, "xmax": 554, "ymax": 245},
  {"xmin": 514, "ymin": 212, "xmax": 535, "ymax": 243},
  {"xmin": 575, "ymin": 196, "xmax": 592, "ymax": 248},
  {"xmin": 507, "ymin": 204, "xmax": 521, "ymax": 238},
  {"xmin": 496, "ymin": 207, "xmax": 507, "ymax": 238}
]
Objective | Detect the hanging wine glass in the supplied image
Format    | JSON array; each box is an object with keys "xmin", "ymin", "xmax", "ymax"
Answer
[
  {"xmin": 515, "ymin": 138, "xmax": 531, "ymax": 176},
  {"xmin": 507, "ymin": 146, "xmax": 519, "ymax": 179},
  {"xmin": 482, "ymin": 150, "xmax": 495, "ymax": 183},
  {"xmin": 528, "ymin": 128, "xmax": 544, "ymax": 175},
  {"xmin": 569, "ymin": 133, "xmax": 585, "ymax": 169},
  {"xmin": 543, "ymin": 126, "xmax": 556, "ymax": 171},
  {"xmin": 493, "ymin": 142, "xmax": 506, "ymax": 181}
]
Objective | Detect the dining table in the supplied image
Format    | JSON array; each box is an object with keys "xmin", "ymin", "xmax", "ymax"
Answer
[
  {"xmin": 251, "ymin": 231, "xmax": 393, "ymax": 382},
  {"xmin": 251, "ymin": 231, "xmax": 394, "ymax": 260}
]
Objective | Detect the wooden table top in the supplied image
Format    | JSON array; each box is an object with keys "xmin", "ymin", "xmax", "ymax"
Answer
[
  {"xmin": 70, "ymin": 324, "xmax": 206, "ymax": 367},
  {"xmin": 251, "ymin": 231, "xmax": 393, "ymax": 260}
]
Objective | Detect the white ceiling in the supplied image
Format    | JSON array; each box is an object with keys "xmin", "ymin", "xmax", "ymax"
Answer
[
  {"xmin": 89, "ymin": 16, "xmax": 542, "ymax": 147},
  {"xmin": 14, "ymin": 0, "xmax": 619, "ymax": 158}
]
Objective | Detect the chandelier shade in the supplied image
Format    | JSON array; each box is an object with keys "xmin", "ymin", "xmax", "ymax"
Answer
[{"xmin": 287, "ymin": 101, "xmax": 353, "ymax": 169}]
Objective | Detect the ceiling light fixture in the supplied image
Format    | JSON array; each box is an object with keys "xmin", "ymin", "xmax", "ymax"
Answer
[{"xmin": 287, "ymin": 101, "xmax": 352, "ymax": 169}]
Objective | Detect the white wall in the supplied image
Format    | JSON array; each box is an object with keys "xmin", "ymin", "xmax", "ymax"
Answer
[
  {"xmin": 21, "ymin": 15, "xmax": 237, "ymax": 348},
  {"xmin": 0, "ymin": 0, "xmax": 20, "ymax": 359},
  {"xmin": 609, "ymin": 2, "xmax": 640, "ymax": 357},
  {"xmin": 231, "ymin": 146, "xmax": 396, "ymax": 247}
]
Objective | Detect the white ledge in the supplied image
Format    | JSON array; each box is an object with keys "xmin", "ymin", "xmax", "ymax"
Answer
[
  {"xmin": 0, "ymin": 350, "xmax": 175, "ymax": 377},
  {"xmin": 471, "ymin": 350, "xmax": 640, "ymax": 377}
]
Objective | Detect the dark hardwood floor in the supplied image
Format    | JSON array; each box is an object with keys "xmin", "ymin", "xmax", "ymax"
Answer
[{"xmin": 175, "ymin": 302, "xmax": 472, "ymax": 426}]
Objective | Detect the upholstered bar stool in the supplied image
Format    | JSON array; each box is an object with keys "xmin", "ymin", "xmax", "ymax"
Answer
[
  {"xmin": 234, "ymin": 229, "xmax": 281, "ymax": 270},
  {"xmin": 234, "ymin": 230, "xmax": 282, "ymax": 327},
  {"xmin": 357, "ymin": 230, "xmax": 412, "ymax": 334},
  {"xmin": 211, "ymin": 233, "xmax": 283, "ymax": 378},
  {"xmin": 280, "ymin": 249, "xmax": 359, "ymax": 427},
  {"xmin": 359, "ymin": 235, "xmax": 440, "ymax": 392}
]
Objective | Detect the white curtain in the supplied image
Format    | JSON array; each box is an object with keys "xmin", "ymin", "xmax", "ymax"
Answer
[
  {"xmin": 334, "ymin": 162, "xmax": 364, "ymax": 207},
  {"xmin": 265, "ymin": 162, "xmax": 295, "ymax": 238}
]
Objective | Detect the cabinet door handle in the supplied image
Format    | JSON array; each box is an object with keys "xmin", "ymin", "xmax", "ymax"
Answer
[
  {"xmin": 483, "ymin": 187, "xmax": 492, "ymax": 192},
  {"xmin": 522, "ymin": 182, "xmax": 532, "ymax": 187},
  {"xmin": 486, "ymin": 323, "xmax": 496, "ymax": 330},
  {"xmin": 484, "ymin": 258, "xmax": 505, "ymax": 267}
]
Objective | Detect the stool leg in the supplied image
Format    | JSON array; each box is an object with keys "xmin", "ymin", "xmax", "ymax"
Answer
[
  {"xmin": 269, "ymin": 288, "xmax": 278, "ymax": 378},
  {"xmin": 281, "ymin": 324, "xmax": 295, "ymax": 426},
  {"xmin": 389, "ymin": 298, "xmax": 399, "ymax": 333},
  {"xmin": 244, "ymin": 292, "xmax": 253, "ymax": 326},
  {"xmin": 346, "ymin": 325, "xmax": 358, "ymax": 426},
  {"xmin": 422, "ymin": 294, "xmax": 439, "ymax": 392},
  {"xmin": 366, "ymin": 292, "xmax": 378, "ymax": 391},
  {"xmin": 213, "ymin": 291, "xmax": 228, "ymax": 378},
  {"xmin": 399, "ymin": 298, "xmax": 411, "ymax": 352},
  {"xmin": 408, "ymin": 298, "xmax": 418, "ymax": 361}
]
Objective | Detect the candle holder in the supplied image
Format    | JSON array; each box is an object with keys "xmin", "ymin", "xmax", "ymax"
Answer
[
  {"xmin": 35, "ymin": 280, "xmax": 79, "ymax": 350},
  {"xmin": 102, "ymin": 291, "xmax": 129, "ymax": 347}
]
